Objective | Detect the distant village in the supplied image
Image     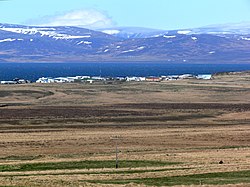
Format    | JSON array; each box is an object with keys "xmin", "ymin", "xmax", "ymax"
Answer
[{"xmin": 0, "ymin": 74, "xmax": 212, "ymax": 84}]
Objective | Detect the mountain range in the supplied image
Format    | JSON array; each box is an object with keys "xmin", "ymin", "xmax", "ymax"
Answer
[{"xmin": 0, "ymin": 22, "xmax": 250, "ymax": 63}]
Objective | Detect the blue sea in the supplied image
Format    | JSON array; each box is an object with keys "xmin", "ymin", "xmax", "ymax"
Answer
[{"xmin": 0, "ymin": 62, "xmax": 250, "ymax": 82}]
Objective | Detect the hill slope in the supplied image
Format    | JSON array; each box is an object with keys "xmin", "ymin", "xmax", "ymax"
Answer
[{"xmin": 0, "ymin": 23, "xmax": 250, "ymax": 63}]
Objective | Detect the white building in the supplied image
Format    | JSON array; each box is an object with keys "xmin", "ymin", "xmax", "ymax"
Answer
[
  {"xmin": 36, "ymin": 77, "xmax": 55, "ymax": 83},
  {"xmin": 178, "ymin": 74, "xmax": 196, "ymax": 79},
  {"xmin": 0, "ymin": 81, "xmax": 17, "ymax": 84},
  {"xmin": 196, "ymin": 74, "xmax": 212, "ymax": 80},
  {"xmin": 126, "ymin": 76, "xmax": 144, "ymax": 82}
]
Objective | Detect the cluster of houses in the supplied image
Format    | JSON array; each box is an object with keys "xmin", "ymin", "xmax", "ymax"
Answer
[
  {"xmin": 0, "ymin": 78, "xmax": 31, "ymax": 84},
  {"xmin": 0, "ymin": 74, "xmax": 212, "ymax": 85},
  {"xmin": 35, "ymin": 74, "xmax": 212, "ymax": 84}
]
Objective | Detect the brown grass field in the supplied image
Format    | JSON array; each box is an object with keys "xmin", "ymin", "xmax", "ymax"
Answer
[{"xmin": 0, "ymin": 71, "xmax": 249, "ymax": 186}]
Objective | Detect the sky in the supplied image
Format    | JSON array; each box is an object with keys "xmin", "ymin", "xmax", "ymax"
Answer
[{"xmin": 0, "ymin": 0, "xmax": 250, "ymax": 30}]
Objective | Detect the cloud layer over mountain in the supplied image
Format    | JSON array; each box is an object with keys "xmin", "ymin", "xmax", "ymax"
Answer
[{"xmin": 25, "ymin": 9, "xmax": 115, "ymax": 29}]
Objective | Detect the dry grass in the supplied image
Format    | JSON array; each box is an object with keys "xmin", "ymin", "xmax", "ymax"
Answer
[{"xmin": 0, "ymin": 72, "xmax": 249, "ymax": 186}]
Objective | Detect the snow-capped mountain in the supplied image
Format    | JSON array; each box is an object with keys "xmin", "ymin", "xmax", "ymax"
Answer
[
  {"xmin": 97, "ymin": 27, "xmax": 168, "ymax": 39},
  {"xmin": 190, "ymin": 22, "xmax": 250, "ymax": 35},
  {"xmin": 0, "ymin": 23, "xmax": 119, "ymax": 45},
  {"xmin": 98, "ymin": 22, "xmax": 250, "ymax": 39},
  {"xmin": 0, "ymin": 23, "xmax": 250, "ymax": 63},
  {"xmin": 0, "ymin": 24, "xmax": 120, "ymax": 62}
]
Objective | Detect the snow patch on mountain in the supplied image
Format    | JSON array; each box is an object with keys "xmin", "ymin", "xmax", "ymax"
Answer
[
  {"xmin": 102, "ymin": 29, "xmax": 120, "ymax": 35},
  {"xmin": 77, "ymin": 41, "xmax": 84, "ymax": 45},
  {"xmin": 190, "ymin": 22, "xmax": 250, "ymax": 35},
  {"xmin": 77, "ymin": 41, "xmax": 92, "ymax": 45},
  {"xmin": 241, "ymin": 37, "xmax": 250, "ymax": 41},
  {"xmin": 121, "ymin": 46, "xmax": 145, "ymax": 54},
  {"xmin": 191, "ymin": 36, "xmax": 197, "ymax": 40},
  {"xmin": 97, "ymin": 27, "xmax": 168, "ymax": 39},
  {"xmin": 137, "ymin": 46, "xmax": 145, "ymax": 50},
  {"xmin": 0, "ymin": 27, "xmax": 91, "ymax": 40},
  {"xmin": 84, "ymin": 41, "xmax": 92, "ymax": 44},
  {"xmin": 152, "ymin": 34, "xmax": 162, "ymax": 37},
  {"xmin": 177, "ymin": 30, "xmax": 192, "ymax": 34},
  {"xmin": 0, "ymin": 38, "xmax": 16, "ymax": 43},
  {"xmin": 121, "ymin": 49, "xmax": 135, "ymax": 53},
  {"xmin": 163, "ymin": 35, "xmax": 176, "ymax": 38},
  {"xmin": 53, "ymin": 34, "xmax": 91, "ymax": 40}
]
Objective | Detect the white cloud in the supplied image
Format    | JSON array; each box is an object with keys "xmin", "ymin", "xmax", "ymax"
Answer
[{"xmin": 25, "ymin": 9, "xmax": 115, "ymax": 29}]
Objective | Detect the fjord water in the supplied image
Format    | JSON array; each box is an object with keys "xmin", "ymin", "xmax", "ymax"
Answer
[{"xmin": 0, "ymin": 62, "xmax": 250, "ymax": 82}]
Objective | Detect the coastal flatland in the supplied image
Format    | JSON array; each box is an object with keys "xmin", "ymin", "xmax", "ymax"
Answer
[{"xmin": 0, "ymin": 71, "xmax": 249, "ymax": 186}]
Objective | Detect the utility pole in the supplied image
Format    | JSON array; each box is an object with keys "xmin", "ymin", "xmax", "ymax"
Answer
[
  {"xmin": 111, "ymin": 135, "xmax": 121, "ymax": 169},
  {"xmin": 115, "ymin": 138, "xmax": 118, "ymax": 169}
]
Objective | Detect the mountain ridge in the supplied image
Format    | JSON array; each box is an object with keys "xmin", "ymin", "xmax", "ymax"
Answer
[{"xmin": 0, "ymin": 23, "xmax": 250, "ymax": 63}]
